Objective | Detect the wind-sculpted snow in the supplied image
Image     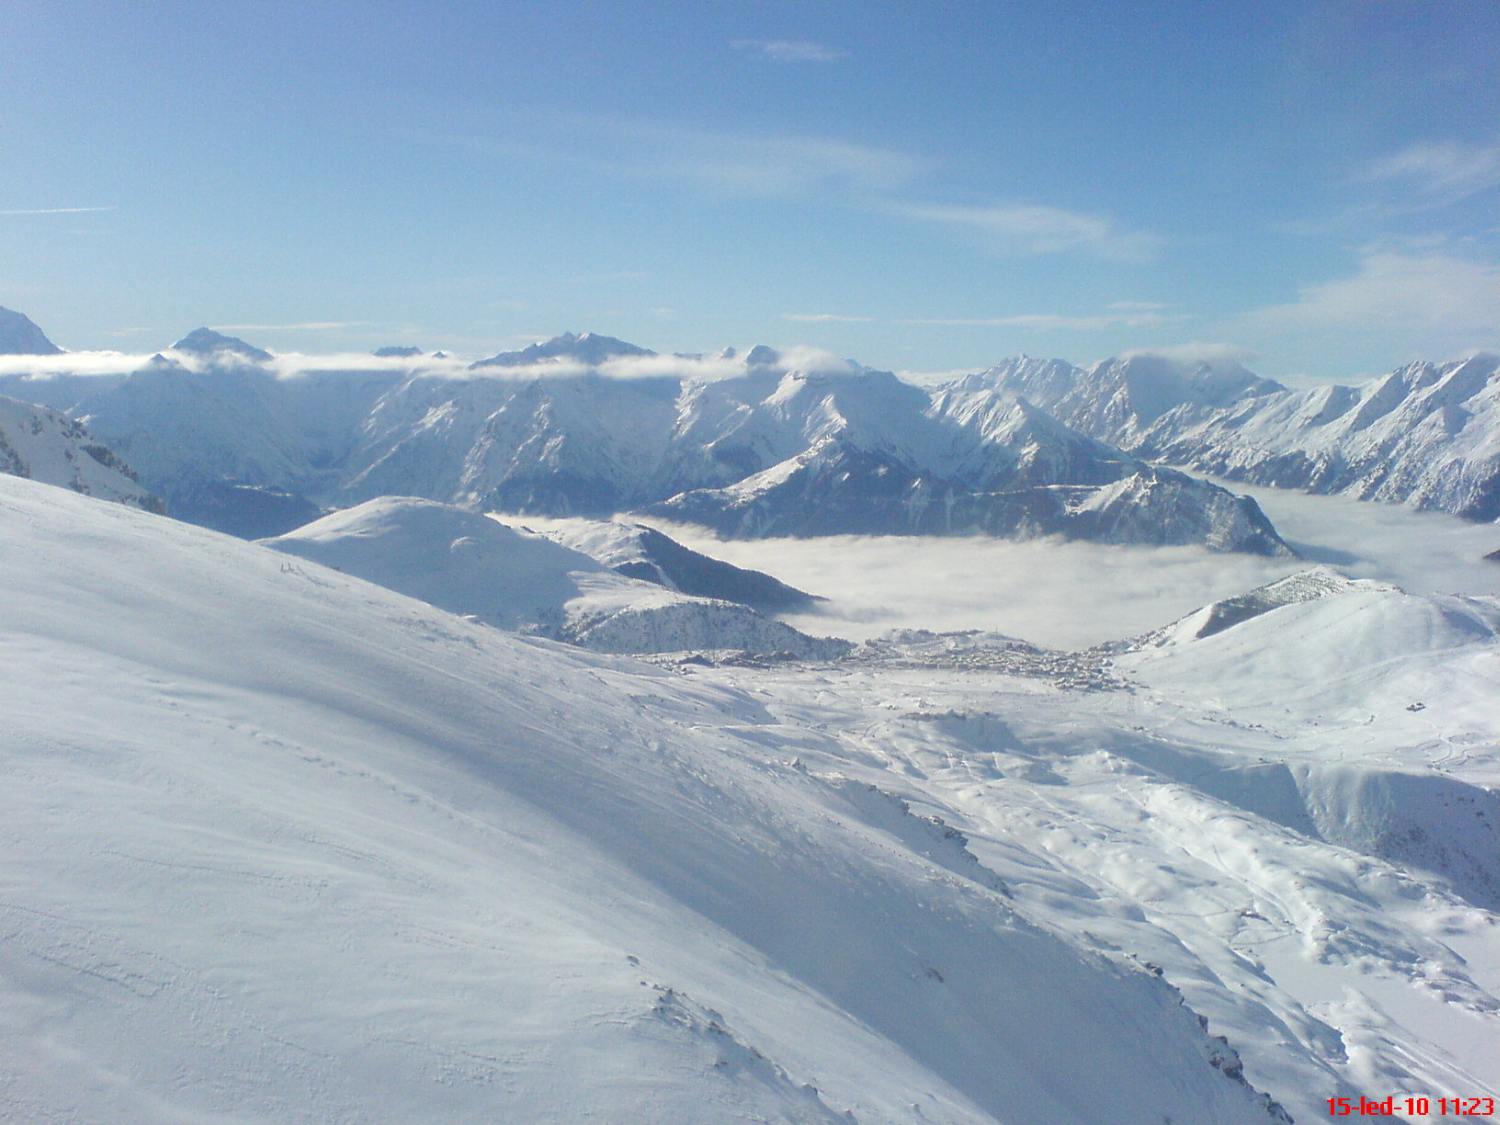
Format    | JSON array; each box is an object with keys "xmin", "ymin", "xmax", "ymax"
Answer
[
  {"xmin": 0, "ymin": 394, "xmax": 161, "ymax": 511},
  {"xmin": 0, "ymin": 325, "xmax": 1291, "ymax": 553},
  {"xmin": 966, "ymin": 351, "xmax": 1500, "ymax": 522},
  {"xmin": 0, "ymin": 475, "xmax": 1290, "ymax": 1123},
  {"xmin": 263, "ymin": 496, "xmax": 848, "ymax": 658}
]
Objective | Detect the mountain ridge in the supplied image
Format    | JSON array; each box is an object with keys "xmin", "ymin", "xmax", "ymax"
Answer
[
  {"xmin": 965, "ymin": 351, "xmax": 1500, "ymax": 521},
  {"xmin": 0, "ymin": 327, "xmax": 1292, "ymax": 554}
]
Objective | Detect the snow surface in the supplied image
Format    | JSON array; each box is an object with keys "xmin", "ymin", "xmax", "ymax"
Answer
[
  {"xmin": 0, "ymin": 474, "xmax": 1293, "ymax": 1123},
  {"xmin": 675, "ymin": 581, "xmax": 1500, "ymax": 1123}
]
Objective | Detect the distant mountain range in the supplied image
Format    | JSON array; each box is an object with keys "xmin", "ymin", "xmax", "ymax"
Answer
[
  {"xmin": 4, "ymin": 312, "xmax": 1495, "ymax": 551},
  {"xmin": 969, "ymin": 351, "xmax": 1500, "ymax": 521},
  {"xmin": 0, "ymin": 321, "xmax": 1293, "ymax": 555}
]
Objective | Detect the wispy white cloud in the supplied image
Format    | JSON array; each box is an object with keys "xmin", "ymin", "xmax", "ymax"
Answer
[
  {"xmin": 782, "ymin": 312, "xmax": 874, "ymax": 323},
  {"xmin": 0, "ymin": 205, "xmax": 117, "ymax": 216},
  {"xmin": 1361, "ymin": 133, "xmax": 1500, "ymax": 209},
  {"xmin": 1234, "ymin": 249, "xmax": 1500, "ymax": 350},
  {"xmin": 0, "ymin": 343, "xmax": 867, "ymax": 385},
  {"xmin": 895, "ymin": 365, "xmax": 991, "ymax": 387},
  {"xmin": 277, "ymin": 343, "xmax": 859, "ymax": 383},
  {"xmin": 635, "ymin": 123, "xmax": 923, "ymax": 197},
  {"xmin": 731, "ymin": 39, "xmax": 847, "ymax": 63},
  {"xmin": 215, "ymin": 321, "xmax": 368, "ymax": 332},
  {"xmin": 902, "ymin": 307, "xmax": 1179, "ymax": 331},
  {"xmin": 892, "ymin": 201, "xmax": 1162, "ymax": 261},
  {"xmin": 1107, "ymin": 300, "xmax": 1170, "ymax": 312},
  {"xmin": 441, "ymin": 117, "xmax": 926, "ymax": 200},
  {"xmin": 1118, "ymin": 342, "xmax": 1258, "ymax": 365},
  {"xmin": 0, "ymin": 351, "xmax": 148, "ymax": 377}
]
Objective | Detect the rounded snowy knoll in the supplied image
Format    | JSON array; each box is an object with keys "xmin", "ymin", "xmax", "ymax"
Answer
[
  {"xmin": 1122, "ymin": 566, "xmax": 1500, "ymax": 704},
  {"xmin": 1118, "ymin": 567, "xmax": 1500, "ymax": 908},
  {"xmin": 263, "ymin": 497, "xmax": 848, "ymax": 658}
]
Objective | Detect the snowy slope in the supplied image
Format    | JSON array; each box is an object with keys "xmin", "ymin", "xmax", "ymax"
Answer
[
  {"xmin": 0, "ymin": 394, "xmax": 161, "ymax": 511},
  {"xmin": 966, "ymin": 352, "xmax": 1500, "ymax": 521},
  {"xmin": 263, "ymin": 497, "xmax": 848, "ymax": 658},
  {"xmin": 1121, "ymin": 567, "xmax": 1500, "ymax": 754},
  {"xmin": 532, "ymin": 516, "xmax": 822, "ymax": 610},
  {"xmin": 674, "ymin": 575, "xmax": 1500, "ymax": 1121},
  {"xmin": 1118, "ymin": 569, "xmax": 1500, "ymax": 910},
  {"xmin": 0, "ymin": 473, "xmax": 1287, "ymax": 1123},
  {"xmin": 958, "ymin": 354, "xmax": 1284, "ymax": 451}
]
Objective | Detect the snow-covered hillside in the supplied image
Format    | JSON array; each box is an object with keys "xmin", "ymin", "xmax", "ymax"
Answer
[
  {"xmin": 966, "ymin": 352, "xmax": 1500, "ymax": 521},
  {"xmin": 0, "ymin": 394, "xmax": 161, "ymax": 511},
  {"xmin": 1118, "ymin": 568, "xmax": 1500, "ymax": 911},
  {"xmin": 0, "ymin": 321, "xmax": 1290, "ymax": 554},
  {"xmin": 263, "ymin": 497, "xmax": 848, "ymax": 658},
  {"xmin": 530, "ymin": 515, "xmax": 822, "ymax": 609},
  {"xmin": 0, "ymin": 474, "xmax": 1291, "ymax": 1123}
]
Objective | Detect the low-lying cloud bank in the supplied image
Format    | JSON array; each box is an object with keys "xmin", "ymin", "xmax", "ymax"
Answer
[
  {"xmin": 0, "ymin": 343, "xmax": 867, "ymax": 383},
  {"xmin": 617, "ymin": 479, "xmax": 1500, "ymax": 649}
]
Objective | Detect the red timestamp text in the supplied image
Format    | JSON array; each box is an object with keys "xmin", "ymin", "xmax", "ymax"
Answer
[{"xmin": 1327, "ymin": 1095, "xmax": 1495, "ymax": 1117}]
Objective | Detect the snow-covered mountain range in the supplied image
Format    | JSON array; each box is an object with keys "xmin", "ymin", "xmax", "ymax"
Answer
[
  {"xmin": 0, "ymin": 321, "xmax": 1290, "ymax": 554},
  {"xmin": 966, "ymin": 351, "xmax": 1500, "ymax": 520},
  {"xmin": 0, "ymin": 393, "xmax": 161, "ymax": 511}
]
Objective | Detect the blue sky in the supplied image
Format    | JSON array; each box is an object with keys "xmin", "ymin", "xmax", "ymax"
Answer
[{"xmin": 4, "ymin": 1, "xmax": 1498, "ymax": 379}]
